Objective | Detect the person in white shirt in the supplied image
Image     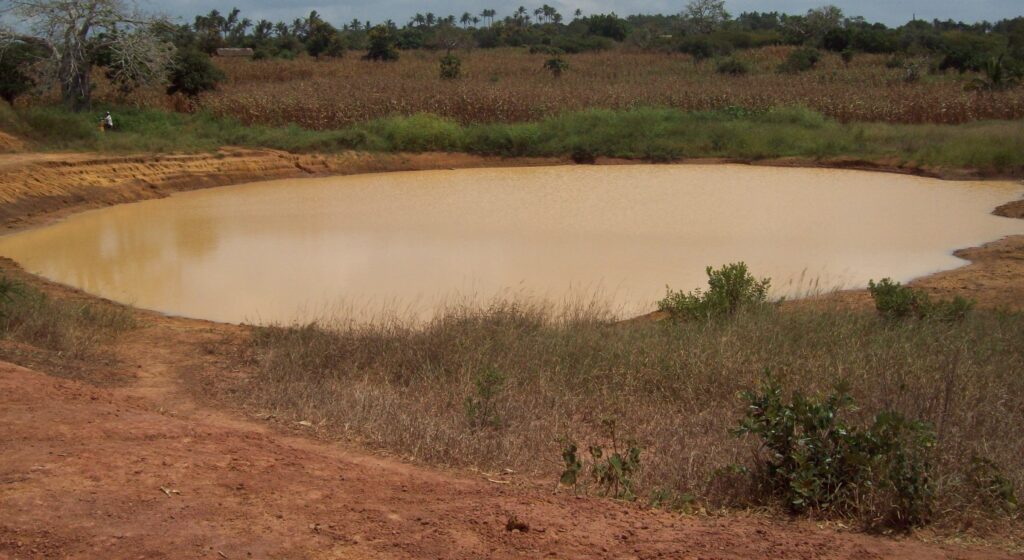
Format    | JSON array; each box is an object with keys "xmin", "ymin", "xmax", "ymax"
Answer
[{"xmin": 102, "ymin": 111, "xmax": 113, "ymax": 130}]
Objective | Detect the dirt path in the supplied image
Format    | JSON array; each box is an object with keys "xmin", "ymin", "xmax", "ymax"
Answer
[{"xmin": 1, "ymin": 151, "xmax": 1023, "ymax": 558}]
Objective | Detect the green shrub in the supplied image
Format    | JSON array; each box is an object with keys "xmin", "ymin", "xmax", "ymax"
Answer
[
  {"xmin": 736, "ymin": 375, "xmax": 935, "ymax": 529},
  {"xmin": 678, "ymin": 36, "xmax": 733, "ymax": 62},
  {"xmin": 543, "ymin": 57, "xmax": 569, "ymax": 78},
  {"xmin": 867, "ymin": 278, "xmax": 975, "ymax": 321},
  {"xmin": 528, "ymin": 44, "xmax": 564, "ymax": 55},
  {"xmin": 716, "ymin": 57, "xmax": 750, "ymax": 76},
  {"xmin": 439, "ymin": 54, "xmax": 461, "ymax": 80},
  {"xmin": 364, "ymin": 25, "xmax": 399, "ymax": 61},
  {"xmin": 658, "ymin": 262, "xmax": 771, "ymax": 320},
  {"xmin": 867, "ymin": 278, "xmax": 922, "ymax": 319},
  {"xmin": 166, "ymin": 49, "xmax": 226, "ymax": 97},
  {"xmin": 778, "ymin": 47, "xmax": 821, "ymax": 73}
]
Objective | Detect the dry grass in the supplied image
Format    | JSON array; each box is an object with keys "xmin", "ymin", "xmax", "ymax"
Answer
[
  {"xmin": 0, "ymin": 279, "xmax": 135, "ymax": 360},
  {"xmin": 177, "ymin": 47, "xmax": 1024, "ymax": 128},
  {"xmin": 237, "ymin": 298, "xmax": 1023, "ymax": 537}
]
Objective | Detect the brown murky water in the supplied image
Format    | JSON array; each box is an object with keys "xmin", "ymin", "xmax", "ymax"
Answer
[{"xmin": 1, "ymin": 165, "xmax": 1021, "ymax": 324}]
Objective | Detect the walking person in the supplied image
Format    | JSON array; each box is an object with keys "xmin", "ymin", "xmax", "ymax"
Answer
[{"xmin": 101, "ymin": 111, "xmax": 114, "ymax": 131}]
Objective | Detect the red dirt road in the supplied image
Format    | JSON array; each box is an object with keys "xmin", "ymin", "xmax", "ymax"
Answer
[{"xmin": 1, "ymin": 351, "xmax": 1018, "ymax": 559}]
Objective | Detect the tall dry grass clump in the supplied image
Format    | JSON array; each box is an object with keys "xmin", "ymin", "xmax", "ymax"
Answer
[
  {"xmin": 238, "ymin": 293, "xmax": 1023, "ymax": 535},
  {"xmin": 0, "ymin": 277, "xmax": 134, "ymax": 359}
]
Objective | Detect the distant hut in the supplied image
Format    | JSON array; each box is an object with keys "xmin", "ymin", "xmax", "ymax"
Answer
[{"xmin": 215, "ymin": 48, "xmax": 254, "ymax": 58}]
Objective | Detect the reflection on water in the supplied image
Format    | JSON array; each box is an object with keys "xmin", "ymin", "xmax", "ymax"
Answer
[{"xmin": 1, "ymin": 164, "xmax": 1021, "ymax": 324}]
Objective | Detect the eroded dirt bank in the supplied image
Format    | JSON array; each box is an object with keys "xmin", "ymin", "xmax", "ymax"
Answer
[{"xmin": 1, "ymin": 151, "xmax": 1023, "ymax": 559}]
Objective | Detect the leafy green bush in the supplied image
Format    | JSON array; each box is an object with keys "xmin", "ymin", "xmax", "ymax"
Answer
[
  {"xmin": 658, "ymin": 262, "xmax": 771, "ymax": 320},
  {"xmin": 736, "ymin": 375, "xmax": 935, "ymax": 529},
  {"xmin": 716, "ymin": 57, "xmax": 750, "ymax": 75},
  {"xmin": 778, "ymin": 47, "xmax": 821, "ymax": 73},
  {"xmin": 543, "ymin": 57, "xmax": 569, "ymax": 78},
  {"xmin": 439, "ymin": 54, "xmax": 461, "ymax": 80},
  {"xmin": 364, "ymin": 25, "xmax": 399, "ymax": 61},
  {"xmin": 678, "ymin": 36, "xmax": 734, "ymax": 62},
  {"xmin": 166, "ymin": 49, "xmax": 226, "ymax": 97},
  {"xmin": 868, "ymin": 278, "xmax": 975, "ymax": 321}
]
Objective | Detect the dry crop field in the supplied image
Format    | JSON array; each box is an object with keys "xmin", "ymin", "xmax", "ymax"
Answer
[{"xmin": 180, "ymin": 47, "xmax": 1024, "ymax": 129}]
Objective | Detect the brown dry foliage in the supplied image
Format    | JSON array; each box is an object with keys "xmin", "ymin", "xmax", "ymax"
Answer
[
  {"xmin": 237, "ymin": 300, "xmax": 1023, "ymax": 539},
  {"xmin": 180, "ymin": 47, "xmax": 1024, "ymax": 129}
]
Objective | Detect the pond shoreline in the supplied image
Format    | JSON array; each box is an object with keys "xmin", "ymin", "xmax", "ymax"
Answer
[{"xmin": 0, "ymin": 148, "xmax": 1021, "ymax": 317}]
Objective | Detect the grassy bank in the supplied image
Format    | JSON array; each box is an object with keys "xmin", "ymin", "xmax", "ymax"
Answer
[
  {"xmin": 3, "ymin": 103, "xmax": 1024, "ymax": 175},
  {"xmin": 238, "ymin": 296, "xmax": 1023, "ymax": 536}
]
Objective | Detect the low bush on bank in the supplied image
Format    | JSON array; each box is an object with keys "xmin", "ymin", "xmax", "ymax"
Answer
[
  {"xmin": 237, "ymin": 266, "xmax": 1024, "ymax": 536},
  {"xmin": 868, "ymin": 278, "xmax": 976, "ymax": 321},
  {"xmin": 3, "ymin": 104, "xmax": 1024, "ymax": 174},
  {"xmin": 0, "ymin": 277, "xmax": 134, "ymax": 359},
  {"xmin": 658, "ymin": 262, "xmax": 772, "ymax": 320}
]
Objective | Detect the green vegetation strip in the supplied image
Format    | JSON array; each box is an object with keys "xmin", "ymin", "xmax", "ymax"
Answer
[{"xmin": 4, "ymin": 103, "xmax": 1024, "ymax": 174}]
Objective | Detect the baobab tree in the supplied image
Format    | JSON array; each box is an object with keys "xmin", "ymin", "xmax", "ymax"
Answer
[{"xmin": 2, "ymin": 0, "xmax": 173, "ymax": 110}]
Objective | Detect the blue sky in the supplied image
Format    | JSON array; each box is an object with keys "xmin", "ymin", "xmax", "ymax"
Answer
[{"xmin": 148, "ymin": 0, "xmax": 1021, "ymax": 27}]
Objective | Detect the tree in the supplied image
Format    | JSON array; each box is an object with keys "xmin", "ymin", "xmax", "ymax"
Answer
[
  {"xmin": 0, "ymin": 34, "xmax": 45, "ymax": 103},
  {"xmin": 363, "ymin": 25, "xmax": 398, "ymax": 61},
  {"xmin": 587, "ymin": 14, "xmax": 629, "ymax": 41},
  {"xmin": 4, "ymin": 0, "xmax": 174, "ymax": 110},
  {"xmin": 166, "ymin": 48, "xmax": 224, "ymax": 97},
  {"xmin": 682, "ymin": 0, "xmax": 730, "ymax": 35},
  {"xmin": 479, "ymin": 9, "xmax": 496, "ymax": 27}
]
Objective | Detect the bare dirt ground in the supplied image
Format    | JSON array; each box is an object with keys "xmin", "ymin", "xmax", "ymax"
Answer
[{"xmin": 1, "ymin": 151, "xmax": 1022, "ymax": 559}]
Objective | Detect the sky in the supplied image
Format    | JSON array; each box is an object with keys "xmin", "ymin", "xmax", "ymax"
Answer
[{"xmin": 146, "ymin": 0, "xmax": 1022, "ymax": 28}]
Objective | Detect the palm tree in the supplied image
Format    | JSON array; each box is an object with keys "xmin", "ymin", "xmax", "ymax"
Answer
[
  {"xmin": 425, "ymin": 12, "xmax": 436, "ymax": 27},
  {"xmin": 349, "ymin": 18, "xmax": 362, "ymax": 31},
  {"xmin": 479, "ymin": 9, "xmax": 496, "ymax": 27},
  {"xmin": 460, "ymin": 12, "xmax": 472, "ymax": 27},
  {"xmin": 574, "ymin": 8, "xmax": 583, "ymax": 19}
]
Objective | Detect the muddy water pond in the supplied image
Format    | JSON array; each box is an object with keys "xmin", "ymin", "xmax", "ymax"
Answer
[{"xmin": 2, "ymin": 165, "xmax": 1022, "ymax": 324}]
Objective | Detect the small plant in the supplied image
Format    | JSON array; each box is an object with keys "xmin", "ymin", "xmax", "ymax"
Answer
[
  {"xmin": 840, "ymin": 48, "xmax": 855, "ymax": 66},
  {"xmin": 588, "ymin": 419, "xmax": 641, "ymax": 500},
  {"xmin": 559, "ymin": 442, "xmax": 583, "ymax": 491},
  {"xmin": 968, "ymin": 456, "xmax": 1018, "ymax": 514},
  {"xmin": 543, "ymin": 57, "xmax": 568, "ymax": 78},
  {"xmin": 0, "ymin": 276, "xmax": 19, "ymax": 318},
  {"xmin": 777, "ymin": 47, "xmax": 820, "ymax": 73},
  {"xmin": 715, "ymin": 57, "xmax": 749, "ymax": 76},
  {"xmin": 649, "ymin": 488, "xmax": 696, "ymax": 512},
  {"xmin": 558, "ymin": 419, "xmax": 642, "ymax": 500},
  {"xmin": 867, "ymin": 278, "xmax": 975, "ymax": 322},
  {"xmin": 464, "ymin": 367, "xmax": 506, "ymax": 429},
  {"xmin": 439, "ymin": 53, "xmax": 461, "ymax": 80},
  {"xmin": 658, "ymin": 262, "xmax": 771, "ymax": 320},
  {"xmin": 735, "ymin": 374, "xmax": 935, "ymax": 529}
]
